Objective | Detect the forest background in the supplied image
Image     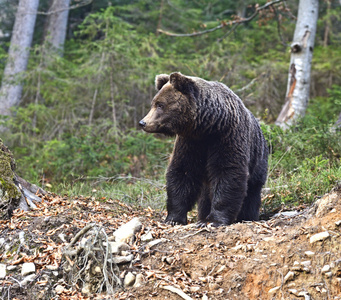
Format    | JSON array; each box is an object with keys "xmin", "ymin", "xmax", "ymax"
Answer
[{"xmin": 0, "ymin": 0, "xmax": 340, "ymax": 215}]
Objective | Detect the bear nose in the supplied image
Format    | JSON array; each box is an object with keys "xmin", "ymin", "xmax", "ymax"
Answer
[{"xmin": 139, "ymin": 120, "xmax": 146, "ymax": 128}]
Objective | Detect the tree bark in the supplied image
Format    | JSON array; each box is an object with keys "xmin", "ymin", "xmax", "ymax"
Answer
[
  {"xmin": 44, "ymin": 0, "xmax": 71, "ymax": 53},
  {"xmin": 0, "ymin": 0, "xmax": 39, "ymax": 117},
  {"xmin": 275, "ymin": 0, "xmax": 319, "ymax": 128}
]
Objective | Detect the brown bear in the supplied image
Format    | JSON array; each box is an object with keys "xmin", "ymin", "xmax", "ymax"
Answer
[{"xmin": 139, "ymin": 72, "xmax": 268, "ymax": 226}]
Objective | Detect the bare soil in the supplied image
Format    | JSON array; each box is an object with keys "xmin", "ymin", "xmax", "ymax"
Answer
[{"xmin": 1, "ymin": 185, "xmax": 340, "ymax": 300}]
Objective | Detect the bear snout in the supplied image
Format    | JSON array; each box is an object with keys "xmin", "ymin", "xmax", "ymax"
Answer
[{"xmin": 139, "ymin": 120, "xmax": 146, "ymax": 128}]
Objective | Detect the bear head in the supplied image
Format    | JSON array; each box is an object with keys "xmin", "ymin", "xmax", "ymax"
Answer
[{"xmin": 139, "ymin": 72, "xmax": 198, "ymax": 136}]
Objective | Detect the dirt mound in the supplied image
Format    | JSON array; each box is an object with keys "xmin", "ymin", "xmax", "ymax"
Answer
[{"xmin": 0, "ymin": 186, "xmax": 340, "ymax": 300}]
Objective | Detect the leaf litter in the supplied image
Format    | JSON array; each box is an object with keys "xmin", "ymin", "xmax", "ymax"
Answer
[{"xmin": 0, "ymin": 185, "xmax": 340, "ymax": 299}]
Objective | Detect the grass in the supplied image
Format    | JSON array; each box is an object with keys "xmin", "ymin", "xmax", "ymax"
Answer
[{"xmin": 54, "ymin": 176, "xmax": 167, "ymax": 210}]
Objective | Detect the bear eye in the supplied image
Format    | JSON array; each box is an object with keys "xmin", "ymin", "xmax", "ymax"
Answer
[{"xmin": 156, "ymin": 103, "xmax": 164, "ymax": 110}]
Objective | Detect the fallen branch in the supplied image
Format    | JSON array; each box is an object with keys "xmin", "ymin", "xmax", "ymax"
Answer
[
  {"xmin": 161, "ymin": 285, "xmax": 194, "ymax": 300},
  {"xmin": 158, "ymin": 0, "xmax": 286, "ymax": 37}
]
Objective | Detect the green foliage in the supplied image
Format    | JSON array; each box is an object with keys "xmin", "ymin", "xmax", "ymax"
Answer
[
  {"xmin": 1, "ymin": 0, "xmax": 341, "ymax": 213},
  {"xmin": 263, "ymin": 104, "xmax": 341, "ymax": 210},
  {"xmin": 13, "ymin": 127, "xmax": 173, "ymax": 183}
]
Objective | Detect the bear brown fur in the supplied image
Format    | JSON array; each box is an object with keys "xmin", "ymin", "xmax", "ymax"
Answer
[{"xmin": 139, "ymin": 72, "xmax": 268, "ymax": 226}]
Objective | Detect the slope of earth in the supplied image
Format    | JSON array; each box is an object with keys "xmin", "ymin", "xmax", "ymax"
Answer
[{"xmin": 0, "ymin": 185, "xmax": 340, "ymax": 300}]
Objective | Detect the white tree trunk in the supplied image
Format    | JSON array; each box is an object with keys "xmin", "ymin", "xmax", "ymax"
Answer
[
  {"xmin": 45, "ymin": 0, "xmax": 70, "ymax": 52},
  {"xmin": 276, "ymin": 0, "xmax": 319, "ymax": 128},
  {"xmin": 0, "ymin": 0, "xmax": 39, "ymax": 116}
]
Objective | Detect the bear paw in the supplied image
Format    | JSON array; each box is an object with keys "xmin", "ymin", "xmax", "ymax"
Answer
[{"xmin": 164, "ymin": 214, "xmax": 187, "ymax": 226}]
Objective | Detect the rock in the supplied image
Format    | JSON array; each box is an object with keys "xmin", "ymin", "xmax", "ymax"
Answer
[
  {"xmin": 268, "ymin": 286, "xmax": 280, "ymax": 294},
  {"xmin": 335, "ymin": 220, "xmax": 341, "ymax": 226},
  {"xmin": 325, "ymin": 271, "xmax": 333, "ymax": 278},
  {"xmin": 202, "ymin": 295, "xmax": 208, "ymax": 300},
  {"xmin": 315, "ymin": 192, "xmax": 338, "ymax": 217},
  {"xmin": 284, "ymin": 271, "xmax": 295, "ymax": 283},
  {"xmin": 113, "ymin": 217, "xmax": 142, "ymax": 244},
  {"xmin": 0, "ymin": 264, "xmax": 6, "ymax": 279},
  {"xmin": 81, "ymin": 284, "xmax": 91, "ymax": 294},
  {"xmin": 21, "ymin": 262, "xmax": 35, "ymax": 276},
  {"xmin": 301, "ymin": 261, "xmax": 311, "ymax": 267},
  {"xmin": 162, "ymin": 256, "xmax": 174, "ymax": 265},
  {"xmin": 309, "ymin": 231, "xmax": 330, "ymax": 244},
  {"xmin": 321, "ymin": 265, "xmax": 330, "ymax": 274},
  {"xmin": 288, "ymin": 289, "xmax": 298, "ymax": 296},
  {"xmin": 298, "ymin": 291, "xmax": 311, "ymax": 300},
  {"xmin": 208, "ymin": 282, "xmax": 220, "ymax": 291},
  {"xmin": 304, "ymin": 251, "xmax": 315, "ymax": 257},
  {"xmin": 108, "ymin": 241, "xmax": 130, "ymax": 254},
  {"xmin": 55, "ymin": 285, "xmax": 65, "ymax": 294},
  {"xmin": 141, "ymin": 231, "xmax": 153, "ymax": 242},
  {"xmin": 133, "ymin": 273, "xmax": 144, "ymax": 288},
  {"xmin": 190, "ymin": 286, "xmax": 200, "ymax": 292},
  {"xmin": 124, "ymin": 272, "xmax": 136, "ymax": 287},
  {"xmin": 20, "ymin": 274, "xmax": 36, "ymax": 286},
  {"xmin": 110, "ymin": 254, "xmax": 134, "ymax": 264}
]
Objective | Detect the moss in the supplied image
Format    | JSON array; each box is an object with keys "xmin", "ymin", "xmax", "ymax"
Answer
[{"xmin": 0, "ymin": 139, "xmax": 21, "ymax": 217}]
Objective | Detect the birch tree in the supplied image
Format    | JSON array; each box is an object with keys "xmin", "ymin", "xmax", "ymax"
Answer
[
  {"xmin": 275, "ymin": 0, "xmax": 319, "ymax": 128},
  {"xmin": 0, "ymin": 0, "xmax": 39, "ymax": 117},
  {"xmin": 45, "ymin": 0, "xmax": 71, "ymax": 53}
]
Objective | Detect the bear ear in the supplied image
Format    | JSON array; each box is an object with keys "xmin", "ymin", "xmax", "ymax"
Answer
[
  {"xmin": 155, "ymin": 74, "xmax": 170, "ymax": 91},
  {"xmin": 169, "ymin": 72, "xmax": 197, "ymax": 96}
]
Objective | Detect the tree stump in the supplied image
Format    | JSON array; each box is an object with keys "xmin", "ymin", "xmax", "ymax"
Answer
[{"xmin": 0, "ymin": 138, "xmax": 46, "ymax": 219}]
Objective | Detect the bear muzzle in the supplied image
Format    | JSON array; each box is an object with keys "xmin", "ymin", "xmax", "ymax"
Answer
[{"xmin": 139, "ymin": 120, "xmax": 146, "ymax": 128}]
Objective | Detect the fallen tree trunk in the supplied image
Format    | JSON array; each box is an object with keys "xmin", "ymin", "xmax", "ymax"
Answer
[{"xmin": 0, "ymin": 139, "xmax": 46, "ymax": 219}]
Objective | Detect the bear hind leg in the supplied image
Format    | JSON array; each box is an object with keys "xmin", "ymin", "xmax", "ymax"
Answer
[{"xmin": 236, "ymin": 181, "xmax": 263, "ymax": 222}]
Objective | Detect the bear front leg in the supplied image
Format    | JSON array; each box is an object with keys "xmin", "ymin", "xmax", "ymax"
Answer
[{"xmin": 165, "ymin": 137, "xmax": 206, "ymax": 225}]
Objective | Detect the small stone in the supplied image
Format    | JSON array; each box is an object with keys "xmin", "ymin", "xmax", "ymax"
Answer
[
  {"xmin": 124, "ymin": 272, "xmax": 136, "ymax": 287},
  {"xmin": 335, "ymin": 220, "xmax": 341, "ymax": 226},
  {"xmin": 202, "ymin": 295, "xmax": 208, "ymax": 300},
  {"xmin": 284, "ymin": 271, "xmax": 295, "ymax": 283},
  {"xmin": 298, "ymin": 291, "xmax": 311, "ymax": 300},
  {"xmin": 6, "ymin": 266, "xmax": 17, "ymax": 271},
  {"xmin": 301, "ymin": 261, "xmax": 311, "ymax": 267},
  {"xmin": 111, "ymin": 254, "xmax": 134, "ymax": 264},
  {"xmin": 20, "ymin": 274, "xmax": 36, "ymax": 286},
  {"xmin": 0, "ymin": 264, "xmax": 6, "ymax": 279},
  {"xmin": 141, "ymin": 232, "xmax": 153, "ymax": 242},
  {"xmin": 304, "ymin": 251, "xmax": 315, "ymax": 257},
  {"xmin": 268, "ymin": 286, "xmax": 280, "ymax": 294},
  {"xmin": 0, "ymin": 238, "xmax": 5, "ymax": 248},
  {"xmin": 55, "ymin": 285, "xmax": 65, "ymax": 294},
  {"xmin": 133, "ymin": 273, "xmax": 144, "ymax": 288},
  {"xmin": 190, "ymin": 286, "xmax": 200, "ymax": 292},
  {"xmin": 121, "ymin": 250, "xmax": 131, "ymax": 256},
  {"xmin": 161, "ymin": 256, "xmax": 174, "ymax": 265},
  {"xmin": 208, "ymin": 283, "xmax": 219, "ymax": 291},
  {"xmin": 288, "ymin": 289, "xmax": 298, "ymax": 296},
  {"xmin": 108, "ymin": 242, "xmax": 130, "ymax": 254},
  {"xmin": 309, "ymin": 231, "xmax": 330, "ymax": 243},
  {"xmin": 324, "ymin": 271, "xmax": 333, "ymax": 278},
  {"xmin": 45, "ymin": 265, "xmax": 59, "ymax": 270},
  {"xmin": 321, "ymin": 265, "xmax": 330, "ymax": 274},
  {"xmin": 21, "ymin": 262, "xmax": 35, "ymax": 276}
]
